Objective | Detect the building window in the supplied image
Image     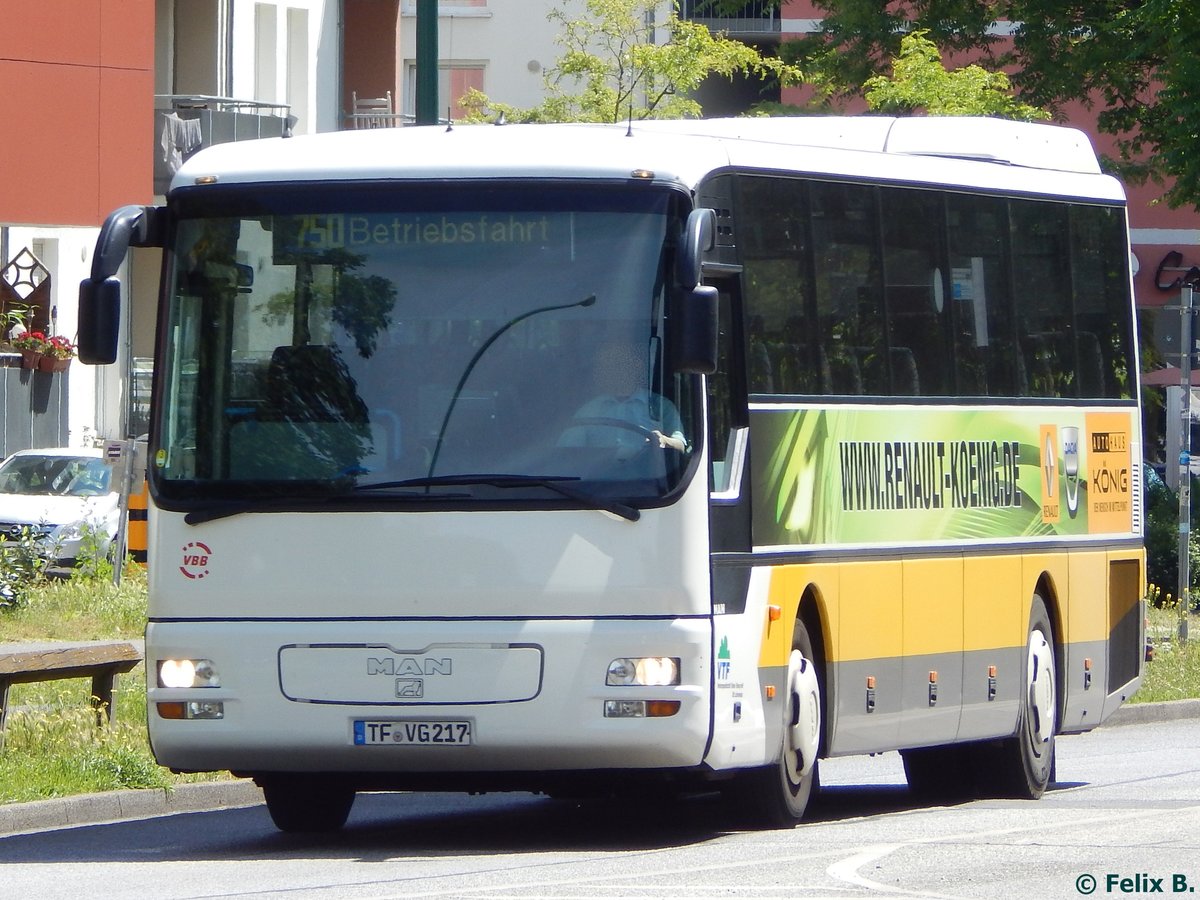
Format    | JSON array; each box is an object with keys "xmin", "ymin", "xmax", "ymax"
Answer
[{"xmin": 404, "ymin": 63, "xmax": 484, "ymax": 121}]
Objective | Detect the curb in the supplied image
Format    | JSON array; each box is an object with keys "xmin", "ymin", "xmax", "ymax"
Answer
[
  {"xmin": 1100, "ymin": 697, "xmax": 1200, "ymax": 728},
  {"xmin": 0, "ymin": 780, "xmax": 263, "ymax": 837},
  {"xmin": 2, "ymin": 700, "xmax": 1197, "ymax": 836}
]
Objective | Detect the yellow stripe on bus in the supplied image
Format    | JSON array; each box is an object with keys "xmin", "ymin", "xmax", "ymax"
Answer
[{"xmin": 760, "ymin": 547, "xmax": 1143, "ymax": 669}]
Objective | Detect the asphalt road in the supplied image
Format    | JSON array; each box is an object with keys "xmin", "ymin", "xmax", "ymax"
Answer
[{"xmin": 0, "ymin": 700, "xmax": 1197, "ymax": 899}]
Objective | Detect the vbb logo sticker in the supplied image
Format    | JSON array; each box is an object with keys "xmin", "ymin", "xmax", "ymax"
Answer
[{"xmin": 180, "ymin": 541, "xmax": 213, "ymax": 579}]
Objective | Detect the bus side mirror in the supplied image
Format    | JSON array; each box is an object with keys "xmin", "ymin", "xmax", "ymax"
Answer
[
  {"xmin": 670, "ymin": 284, "xmax": 719, "ymax": 374},
  {"xmin": 78, "ymin": 278, "xmax": 122, "ymax": 365},
  {"xmin": 77, "ymin": 204, "xmax": 164, "ymax": 365},
  {"xmin": 677, "ymin": 208, "xmax": 716, "ymax": 290}
]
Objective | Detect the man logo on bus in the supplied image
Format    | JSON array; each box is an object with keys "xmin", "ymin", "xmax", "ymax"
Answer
[{"xmin": 396, "ymin": 678, "xmax": 424, "ymax": 698}]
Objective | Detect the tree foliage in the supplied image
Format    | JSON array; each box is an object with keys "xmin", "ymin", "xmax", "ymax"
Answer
[
  {"xmin": 460, "ymin": 0, "xmax": 802, "ymax": 124},
  {"xmin": 782, "ymin": 0, "xmax": 1200, "ymax": 208},
  {"xmin": 863, "ymin": 31, "xmax": 1047, "ymax": 120}
]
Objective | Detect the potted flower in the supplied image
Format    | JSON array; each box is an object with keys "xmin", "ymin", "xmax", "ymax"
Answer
[
  {"xmin": 11, "ymin": 330, "xmax": 49, "ymax": 369},
  {"xmin": 41, "ymin": 334, "xmax": 76, "ymax": 372},
  {"xmin": 0, "ymin": 302, "xmax": 32, "ymax": 363}
]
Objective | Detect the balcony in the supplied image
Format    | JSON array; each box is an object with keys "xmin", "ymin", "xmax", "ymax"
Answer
[
  {"xmin": 679, "ymin": 1, "xmax": 780, "ymax": 38},
  {"xmin": 154, "ymin": 96, "xmax": 294, "ymax": 195}
]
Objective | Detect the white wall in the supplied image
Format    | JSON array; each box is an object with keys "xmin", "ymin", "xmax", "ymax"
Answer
[
  {"xmin": 399, "ymin": 1, "xmax": 563, "ymax": 115},
  {"xmin": 230, "ymin": 0, "xmax": 342, "ymax": 134},
  {"xmin": 5, "ymin": 225, "xmax": 108, "ymax": 447},
  {"xmin": 398, "ymin": 1, "xmax": 676, "ymax": 117}
]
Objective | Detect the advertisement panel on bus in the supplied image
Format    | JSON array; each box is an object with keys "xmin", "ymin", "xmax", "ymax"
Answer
[{"xmin": 751, "ymin": 405, "xmax": 1137, "ymax": 548}]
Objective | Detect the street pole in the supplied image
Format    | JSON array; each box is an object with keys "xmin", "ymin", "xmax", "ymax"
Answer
[
  {"xmin": 1178, "ymin": 285, "xmax": 1193, "ymax": 645},
  {"xmin": 415, "ymin": 0, "xmax": 439, "ymax": 125}
]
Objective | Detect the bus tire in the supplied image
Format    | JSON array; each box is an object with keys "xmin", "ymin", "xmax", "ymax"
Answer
[
  {"xmin": 261, "ymin": 776, "xmax": 356, "ymax": 833},
  {"xmin": 725, "ymin": 619, "xmax": 821, "ymax": 828},
  {"xmin": 995, "ymin": 594, "xmax": 1057, "ymax": 799}
]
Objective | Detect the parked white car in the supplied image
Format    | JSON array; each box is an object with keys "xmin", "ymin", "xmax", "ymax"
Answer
[{"xmin": 0, "ymin": 448, "xmax": 120, "ymax": 574}]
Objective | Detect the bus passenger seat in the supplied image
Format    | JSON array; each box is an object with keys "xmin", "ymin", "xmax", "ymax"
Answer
[{"xmin": 827, "ymin": 347, "xmax": 862, "ymax": 395}]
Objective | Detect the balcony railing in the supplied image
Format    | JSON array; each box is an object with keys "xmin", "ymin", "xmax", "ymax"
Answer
[
  {"xmin": 154, "ymin": 95, "xmax": 294, "ymax": 194},
  {"xmin": 679, "ymin": 1, "xmax": 780, "ymax": 37}
]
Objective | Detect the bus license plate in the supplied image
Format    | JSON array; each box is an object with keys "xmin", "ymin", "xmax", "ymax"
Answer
[{"xmin": 353, "ymin": 720, "xmax": 472, "ymax": 746}]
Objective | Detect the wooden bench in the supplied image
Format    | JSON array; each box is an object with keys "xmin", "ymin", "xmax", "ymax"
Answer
[{"xmin": 0, "ymin": 641, "xmax": 144, "ymax": 740}]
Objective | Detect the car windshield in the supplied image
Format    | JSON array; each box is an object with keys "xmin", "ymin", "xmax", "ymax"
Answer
[
  {"xmin": 154, "ymin": 181, "xmax": 698, "ymax": 509},
  {"xmin": 0, "ymin": 456, "xmax": 112, "ymax": 497}
]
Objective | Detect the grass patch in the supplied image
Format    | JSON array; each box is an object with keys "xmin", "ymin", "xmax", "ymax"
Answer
[
  {"xmin": 2, "ymin": 566, "xmax": 147, "ymax": 641},
  {"xmin": 1137, "ymin": 604, "xmax": 1200, "ymax": 704},
  {"xmin": 0, "ymin": 678, "xmax": 172, "ymax": 801},
  {"xmin": 1, "ymin": 570, "xmax": 230, "ymax": 805}
]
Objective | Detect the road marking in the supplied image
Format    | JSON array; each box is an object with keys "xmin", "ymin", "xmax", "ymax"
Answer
[{"xmin": 825, "ymin": 804, "xmax": 1200, "ymax": 896}]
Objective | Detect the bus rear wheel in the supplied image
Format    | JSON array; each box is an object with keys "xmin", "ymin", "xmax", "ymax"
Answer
[
  {"xmin": 260, "ymin": 775, "xmax": 356, "ymax": 833},
  {"xmin": 725, "ymin": 619, "xmax": 821, "ymax": 828}
]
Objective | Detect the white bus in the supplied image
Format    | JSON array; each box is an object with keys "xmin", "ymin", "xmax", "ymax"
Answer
[{"xmin": 80, "ymin": 116, "xmax": 1145, "ymax": 832}]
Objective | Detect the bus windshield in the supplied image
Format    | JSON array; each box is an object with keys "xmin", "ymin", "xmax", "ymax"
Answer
[{"xmin": 153, "ymin": 182, "xmax": 697, "ymax": 509}]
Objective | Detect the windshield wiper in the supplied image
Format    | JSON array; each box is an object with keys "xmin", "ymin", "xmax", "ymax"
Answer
[
  {"xmin": 355, "ymin": 474, "xmax": 640, "ymax": 522},
  {"xmin": 183, "ymin": 487, "xmax": 467, "ymax": 525},
  {"xmin": 185, "ymin": 497, "xmax": 311, "ymax": 525}
]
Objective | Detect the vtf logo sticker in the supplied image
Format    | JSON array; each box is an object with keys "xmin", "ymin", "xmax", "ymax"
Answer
[
  {"xmin": 180, "ymin": 541, "xmax": 213, "ymax": 579},
  {"xmin": 717, "ymin": 636, "xmax": 732, "ymax": 681}
]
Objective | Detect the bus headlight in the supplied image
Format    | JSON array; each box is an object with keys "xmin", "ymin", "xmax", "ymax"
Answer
[
  {"xmin": 606, "ymin": 657, "xmax": 680, "ymax": 687},
  {"xmin": 158, "ymin": 658, "xmax": 221, "ymax": 688}
]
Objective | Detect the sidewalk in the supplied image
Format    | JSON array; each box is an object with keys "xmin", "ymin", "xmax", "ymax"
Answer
[{"xmin": 1, "ymin": 699, "xmax": 1198, "ymax": 837}]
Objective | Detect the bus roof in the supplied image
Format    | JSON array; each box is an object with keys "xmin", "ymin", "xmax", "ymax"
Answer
[{"xmin": 172, "ymin": 116, "xmax": 1125, "ymax": 204}]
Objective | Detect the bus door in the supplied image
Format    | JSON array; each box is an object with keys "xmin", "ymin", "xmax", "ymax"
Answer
[{"xmin": 706, "ymin": 274, "xmax": 757, "ymax": 747}]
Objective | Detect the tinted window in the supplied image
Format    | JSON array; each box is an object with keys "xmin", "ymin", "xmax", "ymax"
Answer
[{"xmin": 734, "ymin": 174, "xmax": 1134, "ymax": 401}]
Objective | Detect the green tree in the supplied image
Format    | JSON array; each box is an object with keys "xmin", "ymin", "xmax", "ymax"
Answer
[
  {"xmin": 782, "ymin": 0, "xmax": 1200, "ymax": 208},
  {"xmin": 863, "ymin": 30, "xmax": 1047, "ymax": 120},
  {"xmin": 460, "ymin": 0, "xmax": 802, "ymax": 124}
]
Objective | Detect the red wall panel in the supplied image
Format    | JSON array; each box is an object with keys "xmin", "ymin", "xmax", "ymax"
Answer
[
  {"xmin": 0, "ymin": 62, "xmax": 101, "ymax": 225},
  {"xmin": 0, "ymin": 0, "xmax": 153, "ymax": 226},
  {"xmin": 101, "ymin": 0, "xmax": 154, "ymax": 70},
  {"xmin": 0, "ymin": 0, "xmax": 101, "ymax": 67},
  {"xmin": 97, "ymin": 68, "xmax": 155, "ymax": 217}
]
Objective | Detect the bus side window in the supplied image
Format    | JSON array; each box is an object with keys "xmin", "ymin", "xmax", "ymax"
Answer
[
  {"xmin": 1070, "ymin": 204, "xmax": 1135, "ymax": 399},
  {"xmin": 947, "ymin": 195, "xmax": 1018, "ymax": 397},
  {"xmin": 810, "ymin": 181, "xmax": 886, "ymax": 396},
  {"xmin": 708, "ymin": 285, "xmax": 745, "ymax": 494}
]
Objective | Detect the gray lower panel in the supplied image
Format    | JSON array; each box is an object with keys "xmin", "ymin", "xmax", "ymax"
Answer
[{"xmin": 828, "ymin": 646, "xmax": 1023, "ymax": 756}]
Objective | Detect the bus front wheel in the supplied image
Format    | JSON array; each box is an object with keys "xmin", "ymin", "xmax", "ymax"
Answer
[
  {"xmin": 725, "ymin": 619, "xmax": 821, "ymax": 827},
  {"xmin": 260, "ymin": 775, "xmax": 356, "ymax": 833}
]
